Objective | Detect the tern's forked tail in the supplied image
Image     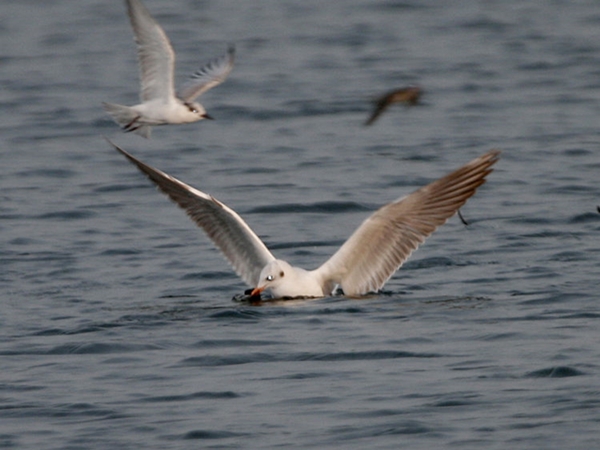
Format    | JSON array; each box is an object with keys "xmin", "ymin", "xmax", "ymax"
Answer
[{"xmin": 102, "ymin": 102, "xmax": 152, "ymax": 138}]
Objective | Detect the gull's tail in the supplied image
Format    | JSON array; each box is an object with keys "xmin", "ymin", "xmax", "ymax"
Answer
[{"xmin": 102, "ymin": 102, "xmax": 152, "ymax": 138}]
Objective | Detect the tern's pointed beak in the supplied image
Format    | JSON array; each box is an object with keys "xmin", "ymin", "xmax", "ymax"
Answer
[{"xmin": 202, "ymin": 113, "xmax": 214, "ymax": 120}]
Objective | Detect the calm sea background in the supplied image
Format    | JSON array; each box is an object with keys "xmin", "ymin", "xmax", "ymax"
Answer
[{"xmin": 2, "ymin": 0, "xmax": 600, "ymax": 448}]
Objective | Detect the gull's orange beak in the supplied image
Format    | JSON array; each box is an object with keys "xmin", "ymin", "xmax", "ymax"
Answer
[{"xmin": 250, "ymin": 286, "xmax": 265, "ymax": 297}]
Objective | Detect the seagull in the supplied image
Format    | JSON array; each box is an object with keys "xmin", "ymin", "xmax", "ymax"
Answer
[
  {"xmin": 365, "ymin": 86, "xmax": 422, "ymax": 126},
  {"xmin": 102, "ymin": 0, "xmax": 235, "ymax": 138},
  {"xmin": 110, "ymin": 141, "xmax": 499, "ymax": 299}
]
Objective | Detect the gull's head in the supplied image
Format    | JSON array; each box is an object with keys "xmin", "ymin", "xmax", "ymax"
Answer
[
  {"xmin": 251, "ymin": 260, "xmax": 293, "ymax": 298},
  {"xmin": 183, "ymin": 101, "xmax": 214, "ymax": 121}
]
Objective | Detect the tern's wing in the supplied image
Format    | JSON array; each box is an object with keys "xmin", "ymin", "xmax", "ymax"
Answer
[
  {"xmin": 178, "ymin": 46, "xmax": 235, "ymax": 102},
  {"xmin": 126, "ymin": 0, "xmax": 176, "ymax": 103},
  {"xmin": 314, "ymin": 151, "xmax": 500, "ymax": 296},
  {"xmin": 110, "ymin": 141, "xmax": 276, "ymax": 287}
]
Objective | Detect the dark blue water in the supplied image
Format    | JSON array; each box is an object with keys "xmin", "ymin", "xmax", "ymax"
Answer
[{"xmin": 2, "ymin": 0, "xmax": 600, "ymax": 448}]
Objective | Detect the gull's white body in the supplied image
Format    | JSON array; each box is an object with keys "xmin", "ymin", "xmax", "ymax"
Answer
[
  {"xmin": 258, "ymin": 260, "xmax": 328, "ymax": 299},
  {"xmin": 103, "ymin": 0, "xmax": 235, "ymax": 138},
  {"xmin": 111, "ymin": 142, "xmax": 499, "ymax": 299}
]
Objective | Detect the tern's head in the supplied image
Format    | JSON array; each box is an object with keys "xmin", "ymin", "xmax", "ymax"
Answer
[
  {"xmin": 251, "ymin": 260, "xmax": 293, "ymax": 297},
  {"xmin": 183, "ymin": 101, "xmax": 213, "ymax": 121}
]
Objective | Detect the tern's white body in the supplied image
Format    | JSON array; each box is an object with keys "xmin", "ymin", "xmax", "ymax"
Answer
[
  {"xmin": 126, "ymin": 99, "xmax": 205, "ymax": 125},
  {"xmin": 103, "ymin": 0, "xmax": 235, "ymax": 138},
  {"xmin": 110, "ymin": 142, "xmax": 499, "ymax": 299}
]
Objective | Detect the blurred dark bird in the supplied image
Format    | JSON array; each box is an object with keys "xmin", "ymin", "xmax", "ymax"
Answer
[{"xmin": 365, "ymin": 86, "xmax": 422, "ymax": 126}]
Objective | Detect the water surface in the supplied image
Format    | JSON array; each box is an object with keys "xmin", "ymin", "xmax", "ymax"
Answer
[{"xmin": 1, "ymin": 1, "xmax": 600, "ymax": 448}]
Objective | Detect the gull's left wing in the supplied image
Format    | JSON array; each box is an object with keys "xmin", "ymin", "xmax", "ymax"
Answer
[{"xmin": 314, "ymin": 151, "xmax": 500, "ymax": 296}]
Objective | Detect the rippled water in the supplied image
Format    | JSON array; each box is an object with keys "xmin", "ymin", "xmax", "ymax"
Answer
[{"xmin": 2, "ymin": 0, "xmax": 600, "ymax": 448}]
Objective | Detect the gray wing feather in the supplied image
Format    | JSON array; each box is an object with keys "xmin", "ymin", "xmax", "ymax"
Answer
[
  {"xmin": 110, "ymin": 141, "xmax": 275, "ymax": 287},
  {"xmin": 315, "ymin": 151, "xmax": 500, "ymax": 296}
]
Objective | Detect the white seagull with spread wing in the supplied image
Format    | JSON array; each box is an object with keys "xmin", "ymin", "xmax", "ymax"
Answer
[{"xmin": 110, "ymin": 142, "xmax": 499, "ymax": 299}]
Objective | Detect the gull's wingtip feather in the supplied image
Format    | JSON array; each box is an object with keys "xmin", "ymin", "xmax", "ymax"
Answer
[
  {"xmin": 484, "ymin": 149, "xmax": 501, "ymax": 160},
  {"xmin": 105, "ymin": 137, "xmax": 131, "ymax": 160}
]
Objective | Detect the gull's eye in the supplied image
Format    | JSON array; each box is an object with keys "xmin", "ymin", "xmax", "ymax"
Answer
[
  {"xmin": 279, "ymin": 271, "xmax": 285, "ymax": 277},
  {"xmin": 266, "ymin": 275, "xmax": 274, "ymax": 282}
]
